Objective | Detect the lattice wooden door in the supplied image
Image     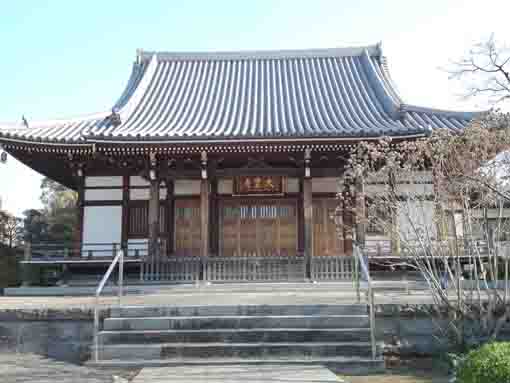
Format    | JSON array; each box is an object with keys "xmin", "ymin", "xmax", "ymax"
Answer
[
  {"xmin": 313, "ymin": 199, "xmax": 344, "ymax": 256},
  {"xmin": 174, "ymin": 199, "xmax": 201, "ymax": 256},
  {"xmin": 220, "ymin": 199, "xmax": 297, "ymax": 257}
]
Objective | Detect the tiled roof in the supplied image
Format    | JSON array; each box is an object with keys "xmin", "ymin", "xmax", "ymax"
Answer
[{"xmin": 0, "ymin": 44, "xmax": 479, "ymax": 145}]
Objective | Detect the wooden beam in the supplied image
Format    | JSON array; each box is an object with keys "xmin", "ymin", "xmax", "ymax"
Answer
[{"xmin": 216, "ymin": 167, "xmax": 300, "ymax": 177}]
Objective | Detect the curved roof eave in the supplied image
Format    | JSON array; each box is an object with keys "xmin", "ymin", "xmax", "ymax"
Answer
[
  {"xmin": 0, "ymin": 57, "xmax": 148, "ymax": 145},
  {"xmin": 0, "ymin": 43, "xmax": 480, "ymax": 146},
  {"xmin": 400, "ymin": 103, "xmax": 486, "ymax": 121}
]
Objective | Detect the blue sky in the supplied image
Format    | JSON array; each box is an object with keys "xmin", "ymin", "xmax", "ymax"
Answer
[{"xmin": 1, "ymin": 0, "xmax": 509, "ymax": 215}]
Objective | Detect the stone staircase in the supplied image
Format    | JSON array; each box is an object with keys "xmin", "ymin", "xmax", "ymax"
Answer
[{"xmin": 90, "ymin": 304, "xmax": 382, "ymax": 371}]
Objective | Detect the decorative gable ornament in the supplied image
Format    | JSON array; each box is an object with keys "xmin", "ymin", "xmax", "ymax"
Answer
[{"xmin": 106, "ymin": 108, "xmax": 121, "ymax": 127}]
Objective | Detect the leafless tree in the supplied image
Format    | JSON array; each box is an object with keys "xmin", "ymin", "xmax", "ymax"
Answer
[
  {"xmin": 341, "ymin": 117, "xmax": 510, "ymax": 349},
  {"xmin": 0, "ymin": 211, "xmax": 22, "ymax": 248},
  {"xmin": 449, "ymin": 34, "xmax": 510, "ymax": 105}
]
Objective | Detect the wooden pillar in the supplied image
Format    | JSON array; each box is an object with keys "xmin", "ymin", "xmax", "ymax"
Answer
[
  {"xmin": 209, "ymin": 179, "xmax": 218, "ymax": 256},
  {"xmin": 166, "ymin": 180, "xmax": 175, "ymax": 254},
  {"xmin": 76, "ymin": 175, "xmax": 85, "ymax": 258},
  {"xmin": 355, "ymin": 176, "xmax": 366, "ymax": 248},
  {"xmin": 148, "ymin": 178, "xmax": 160, "ymax": 278},
  {"xmin": 121, "ymin": 175, "xmax": 129, "ymax": 254},
  {"xmin": 303, "ymin": 149, "xmax": 313, "ymax": 279},
  {"xmin": 200, "ymin": 152, "xmax": 210, "ymax": 260},
  {"xmin": 297, "ymin": 179, "xmax": 305, "ymax": 254}
]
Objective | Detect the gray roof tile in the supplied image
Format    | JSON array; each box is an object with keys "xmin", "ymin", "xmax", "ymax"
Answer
[{"xmin": 0, "ymin": 45, "xmax": 480, "ymax": 144}]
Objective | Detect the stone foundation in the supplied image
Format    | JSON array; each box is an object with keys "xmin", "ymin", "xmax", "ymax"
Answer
[{"xmin": 0, "ymin": 304, "xmax": 509, "ymax": 364}]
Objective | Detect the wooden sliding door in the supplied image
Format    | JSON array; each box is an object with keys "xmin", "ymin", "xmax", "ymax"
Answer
[
  {"xmin": 174, "ymin": 199, "xmax": 201, "ymax": 256},
  {"xmin": 313, "ymin": 198, "xmax": 344, "ymax": 256},
  {"xmin": 220, "ymin": 199, "xmax": 297, "ymax": 257}
]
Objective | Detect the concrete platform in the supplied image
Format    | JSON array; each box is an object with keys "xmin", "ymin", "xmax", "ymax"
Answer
[
  {"xmin": 132, "ymin": 365, "xmax": 339, "ymax": 382},
  {"xmin": 0, "ymin": 282, "xmax": 441, "ymax": 311}
]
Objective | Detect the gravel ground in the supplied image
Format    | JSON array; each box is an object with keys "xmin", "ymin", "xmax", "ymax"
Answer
[
  {"xmin": 0, "ymin": 353, "xmax": 451, "ymax": 383},
  {"xmin": 0, "ymin": 353, "xmax": 140, "ymax": 383},
  {"xmin": 339, "ymin": 358, "xmax": 451, "ymax": 383}
]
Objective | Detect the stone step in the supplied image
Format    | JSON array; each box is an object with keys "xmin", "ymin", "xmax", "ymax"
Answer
[
  {"xmin": 99, "ymin": 328, "xmax": 371, "ymax": 344},
  {"xmin": 109, "ymin": 304, "xmax": 368, "ymax": 318},
  {"xmin": 103, "ymin": 315, "xmax": 370, "ymax": 331},
  {"xmin": 86, "ymin": 356, "xmax": 385, "ymax": 375},
  {"xmin": 96, "ymin": 342, "xmax": 374, "ymax": 360}
]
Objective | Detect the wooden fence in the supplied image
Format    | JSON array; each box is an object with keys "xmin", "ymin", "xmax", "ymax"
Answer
[
  {"xmin": 204, "ymin": 256, "xmax": 306, "ymax": 282},
  {"xmin": 311, "ymin": 256, "xmax": 356, "ymax": 280}
]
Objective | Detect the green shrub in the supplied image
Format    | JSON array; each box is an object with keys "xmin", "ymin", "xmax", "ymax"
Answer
[
  {"xmin": 0, "ymin": 245, "xmax": 20, "ymax": 287},
  {"xmin": 457, "ymin": 342, "xmax": 510, "ymax": 383}
]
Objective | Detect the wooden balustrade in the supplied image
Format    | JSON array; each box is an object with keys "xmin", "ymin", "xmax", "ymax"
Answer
[
  {"xmin": 204, "ymin": 256, "xmax": 306, "ymax": 282},
  {"xmin": 140, "ymin": 256, "xmax": 201, "ymax": 282},
  {"xmin": 311, "ymin": 256, "xmax": 356, "ymax": 280}
]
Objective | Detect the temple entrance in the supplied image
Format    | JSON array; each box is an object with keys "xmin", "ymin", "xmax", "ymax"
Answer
[{"xmin": 219, "ymin": 199, "xmax": 298, "ymax": 257}]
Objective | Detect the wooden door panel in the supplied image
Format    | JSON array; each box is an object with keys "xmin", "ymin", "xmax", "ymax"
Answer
[
  {"xmin": 240, "ymin": 205, "xmax": 257, "ymax": 257},
  {"xmin": 174, "ymin": 199, "xmax": 201, "ymax": 256},
  {"xmin": 279, "ymin": 204, "xmax": 297, "ymax": 256},
  {"xmin": 220, "ymin": 205, "xmax": 239, "ymax": 257},
  {"xmin": 220, "ymin": 199, "xmax": 297, "ymax": 257},
  {"xmin": 313, "ymin": 199, "xmax": 344, "ymax": 256}
]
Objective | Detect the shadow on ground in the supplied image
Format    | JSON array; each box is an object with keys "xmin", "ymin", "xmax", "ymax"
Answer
[{"xmin": 340, "ymin": 358, "xmax": 451, "ymax": 383}]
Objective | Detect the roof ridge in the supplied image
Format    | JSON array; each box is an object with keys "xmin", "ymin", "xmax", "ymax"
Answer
[{"xmin": 139, "ymin": 44, "xmax": 381, "ymax": 62}]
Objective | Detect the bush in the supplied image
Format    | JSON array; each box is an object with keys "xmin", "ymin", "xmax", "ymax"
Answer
[
  {"xmin": 0, "ymin": 244, "xmax": 20, "ymax": 288},
  {"xmin": 456, "ymin": 342, "xmax": 510, "ymax": 383}
]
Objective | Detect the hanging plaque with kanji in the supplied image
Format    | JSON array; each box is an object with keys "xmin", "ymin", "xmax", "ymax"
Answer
[{"xmin": 234, "ymin": 175, "xmax": 284, "ymax": 195}]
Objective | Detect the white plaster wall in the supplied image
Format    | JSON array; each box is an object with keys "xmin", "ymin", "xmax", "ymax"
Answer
[
  {"xmin": 84, "ymin": 189, "xmax": 123, "ymax": 201},
  {"xmin": 174, "ymin": 180, "xmax": 201, "ymax": 195},
  {"xmin": 129, "ymin": 176, "xmax": 150, "ymax": 187},
  {"xmin": 397, "ymin": 170, "xmax": 433, "ymax": 184},
  {"xmin": 312, "ymin": 177, "xmax": 338, "ymax": 193},
  {"xmin": 85, "ymin": 176, "xmax": 122, "ymax": 188},
  {"xmin": 454, "ymin": 213, "xmax": 464, "ymax": 237},
  {"xmin": 365, "ymin": 183, "xmax": 387, "ymax": 196},
  {"xmin": 82, "ymin": 206, "xmax": 122, "ymax": 256},
  {"xmin": 397, "ymin": 200, "xmax": 436, "ymax": 239},
  {"xmin": 287, "ymin": 177, "xmax": 300, "ymax": 193},
  {"xmin": 396, "ymin": 183, "xmax": 433, "ymax": 195},
  {"xmin": 218, "ymin": 179, "xmax": 233, "ymax": 195},
  {"xmin": 471, "ymin": 208, "xmax": 510, "ymax": 219},
  {"xmin": 129, "ymin": 188, "xmax": 167, "ymax": 200}
]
